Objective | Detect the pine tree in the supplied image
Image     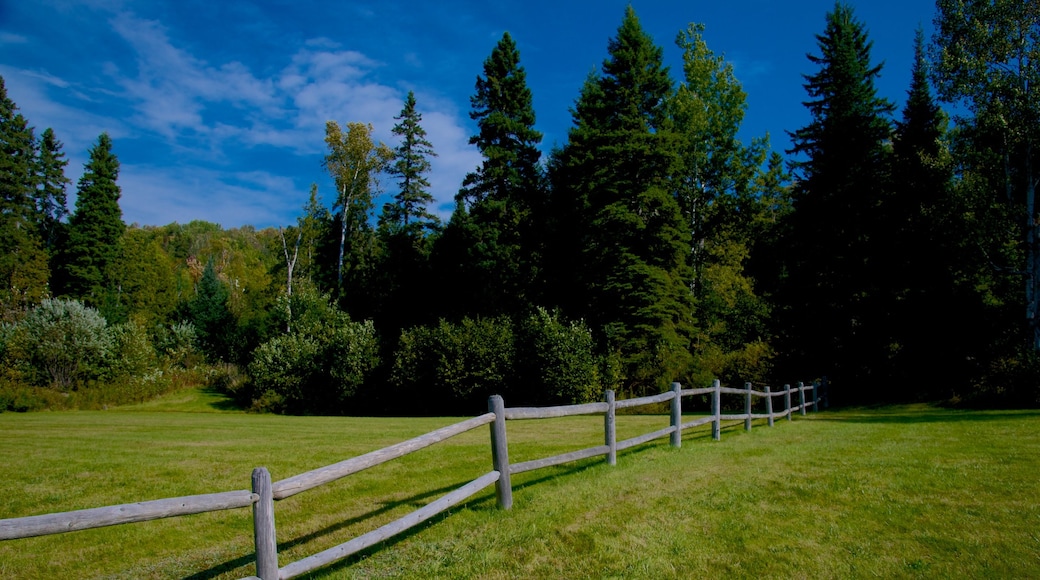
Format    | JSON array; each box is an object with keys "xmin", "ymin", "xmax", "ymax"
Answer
[
  {"xmin": 380, "ymin": 91, "xmax": 439, "ymax": 238},
  {"xmin": 34, "ymin": 127, "xmax": 70, "ymax": 251},
  {"xmin": 58, "ymin": 132, "xmax": 125, "ymax": 309},
  {"xmin": 445, "ymin": 31, "xmax": 545, "ymax": 316},
  {"xmin": 0, "ymin": 75, "xmax": 50, "ymax": 319},
  {"xmin": 550, "ymin": 7, "xmax": 694, "ymax": 394},
  {"xmin": 781, "ymin": 2, "xmax": 895, "ymax": 396},
  {"xmin": 885, "ymin": 28, "xmax": 966, "ymax": 392},
  {"xmin": 189, "ymin": 258, "xmax": 236, "ymax": 361}
]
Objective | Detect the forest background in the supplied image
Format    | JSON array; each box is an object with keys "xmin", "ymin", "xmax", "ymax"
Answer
[{"xmin": 2, "ymin": 1, "xmax": 1039, "ymax": 414}]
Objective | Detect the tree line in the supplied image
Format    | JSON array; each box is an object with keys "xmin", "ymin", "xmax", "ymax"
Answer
[{"xmin": 1, "ymin": 2, "xmax": 1038, "ymax": 413}]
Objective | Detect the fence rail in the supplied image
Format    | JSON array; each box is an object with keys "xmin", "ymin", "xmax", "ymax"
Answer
[{"xmin": 0, "ymin": 378, "xmax": 824, "ymax": 579}]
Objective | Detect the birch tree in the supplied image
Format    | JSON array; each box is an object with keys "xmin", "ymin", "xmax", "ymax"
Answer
[{"xmin": 322, "ymin": 121, "xmax": 392, "ymax": 294}]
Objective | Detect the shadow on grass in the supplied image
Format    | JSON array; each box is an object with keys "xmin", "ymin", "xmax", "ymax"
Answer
[
  {"xmin": 812, "ymin": 405, "xmax": 1040, "ymax": 424},
  {"xmin": 184, "ymin": 435, "xmax": 681, "ymax": 579},
  {"xmin": 200, "ymin": 386, "xmax": 245, "ymax": 412}
]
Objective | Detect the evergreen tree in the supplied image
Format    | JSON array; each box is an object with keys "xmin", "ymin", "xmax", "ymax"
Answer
[
  {"xmin": 374, "ymin": 92, "xmax": 440, "ymax": 334},
  {"xmin": 445, "ymin": 31, "xmax": 545, "ymax": 316},
  {"xmin": 34, "ymin": 127, "xmax": 70, "ymax": 251},
  {"xmin": 780, "ymin": 2, "xmax": 895, "ymax": 397},
  {"xmin": 886, "ymin": 28, "xmax": 966, "ymax": 393},
  {"xmin": 550, "ymin": 7, "xmax": 694, "ymax": 394},
  {"xmin": 380, "ymin": 91, "xmax": 439, "ymax": 238},
  {"xmin": 0, "ymin": 75, "xmax": 50, "ymax": 319},
  {"xmin": 189, "ymin": 258, "xmax": 236, "ymax": 361},
  {"xmin": 57, "ymin": 133, "xmax": 125, "ymax": 310}
]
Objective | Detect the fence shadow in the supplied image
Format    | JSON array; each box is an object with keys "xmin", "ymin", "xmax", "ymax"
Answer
[
  {"xmin": 184, "ymin": 480, "xmax": 472, "ymax": 580},
  {"xmin": 813, "ymin": 406, "xmax": 1040, "ymax": 425}
]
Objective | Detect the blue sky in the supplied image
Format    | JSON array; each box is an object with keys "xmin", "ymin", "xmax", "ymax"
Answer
[{"xmin": 1, "ymin": 0, "xmax": 938, "ymax": 229}]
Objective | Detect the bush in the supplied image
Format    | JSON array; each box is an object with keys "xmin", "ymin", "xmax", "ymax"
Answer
[
  {"xmin": 106, "ymin": 320, "xmax": 157, "ymax": 380},
  {"xmin": 13, "ymin": 298, "xmax": 111, "ymax": 389},
  {"xmin": 392, "ymin": 316, "xmax": 514, "ymax": 413},
  {"xmin": 248, "ymin": 287, "xmax": 378, "ymax": 414},
  {"xmin": 153, "ymin": 321, "xmax": 200, "ymax": 368},
  {"xmin": 515, "ymin": 308, "xmax": 600, "ymax": 405}
]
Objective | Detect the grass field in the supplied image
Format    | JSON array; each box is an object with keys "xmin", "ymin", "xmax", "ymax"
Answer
[{"xmin": 1, "ymin": 388, "xmax": 1038, "ymax": 579}]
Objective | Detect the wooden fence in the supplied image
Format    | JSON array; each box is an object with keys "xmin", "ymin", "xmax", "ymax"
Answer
[{"xmin": 0, "ymin": 379, "xmax": 820, "ymax": 579}]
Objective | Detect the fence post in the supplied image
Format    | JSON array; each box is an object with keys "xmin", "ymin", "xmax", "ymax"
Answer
[
  {"xmin": 711, "ymin": 379, "xmax": 721, "ymax": 441},
  {"xmin": 488, "ymin": 395, "xmax": 512, "ymax": 510},
  {"xmin": 744, "ymin": 382, "xmax": 753, "ymax": 432},
  {"xmin": 251, "ymin": 467, "xmax": 278, "ymax": 580},
  {"xmin": 670, "ymin": 382, "xmax": 682, "ymax": 448},
  {"xmin": 799, "ymin": 381, "xmax": 807, "ymax": 416},
  {"xmin": 605, "ymin": 390, "xmax": 617, "ymax": 465},
  {"xmin": 784, "ymin": 384, "xmax": 792, "ymax": 421},
  {"xmin": 813, "ymin": 379, "xmax": 819, "ymax": 412},
  {"xmin": 765, "ymin": 386, "xmax": 774, "ymax": 427}
]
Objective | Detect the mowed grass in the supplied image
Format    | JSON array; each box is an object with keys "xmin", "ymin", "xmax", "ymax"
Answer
[{"xmin": 1, "ymin": 390, "xmax": 1038, "ymax": 579}]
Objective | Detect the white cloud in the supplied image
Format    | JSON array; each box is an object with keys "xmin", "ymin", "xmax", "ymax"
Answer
[
  {"xmin": 5, "ymin": 7, "xmax": 480, "ymax": 227},
  {"xmin": 118, "ymin": 164, "xmax": 306, "ymax": 228},
  {"xmin": 0, "ymin": 32, "xmax": 28, "ymax": 44}
]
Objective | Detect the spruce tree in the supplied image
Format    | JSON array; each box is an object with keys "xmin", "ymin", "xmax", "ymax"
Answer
[
  {"xmin": 375, "ymin": 92, "xmax": 439, "ymax": 335},
  {"xmin": 58, "ymin": 132, "xmax": 125, "ymax": 309},
  {"xmin": 781, "ymin": 2, "xmax": 895, "ymax": 397},
  {"xmin": 448, "ymin": 31, "xmax": 545, "ymax": 316},
  {"xmin": 0, "ymin": 75, "xmax": 50, "ymax": 318},
  {"xmin": 550, "ymin": 7, "xmax": 694, "ymax": 394},
  {"xmin": 34, "ymin": 127, "xmax": 70, "ymax": 251},
  {"xmin": 886, "ymin": 28, "xmax": 966, "ymax": 392},
  {"xmin": 380, "ymin": 91, "xmax": 439, "ymax": 238}
]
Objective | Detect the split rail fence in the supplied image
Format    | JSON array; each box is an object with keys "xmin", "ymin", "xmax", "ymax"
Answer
[{"xmin": 0, "ymin": 379, "xmax": 821, "ymax": 579}]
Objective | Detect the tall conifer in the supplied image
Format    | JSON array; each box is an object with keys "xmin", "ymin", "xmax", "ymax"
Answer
[
  {"xmin": 550, "ymin": 7, "xmax": 694, "ymax": 394},
  {"xmin": 444, "ymin": 31, "xmax": 545, "ymax": 316},
  {"xmin": 781, "ymin": 2, "xmax": 895, "ymax": 396},
  {"xmin": 0, "ymin": 75, "xmax": 49, "ymax": 318},
  {"xmin": 58, "ymin": 133, "xmax": 125, "ymax": 308}
]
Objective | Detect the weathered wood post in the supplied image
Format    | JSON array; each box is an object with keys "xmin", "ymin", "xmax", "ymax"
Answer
[
  {"xmin": 605, "ymin": 389, "xmax": 617, "ymax": 465},
  {"xmin": 798, "ymin": 381, "xmax": 807, "ymax": 416},
  {"xmin": 765, "ymin": 386, "xmax": 774, "ymax": 427},
  {"xmin": 813, "ymin": 379, "xmax": 819, "ymax": 412},
  {"xmin": 744, "ymin": 382, "xmax": 753, "ymax": 432},
  {"xmin": 711, "ymin": 379, "xmax": 721, "ymax": 441},
  {"xmin": 488, "ymin": 395, "xmax": 512, "ymax": 510},
  {"xmin": 251, "ymin": 467, "xmax": 278, "ymax": 580},
  {"xmin": 670, "ymin": 382, "xmax": 682, "ymax": 448},
  {"xmin": 784, "ymin": 384, "xmax": 792, "ymax": 421}
]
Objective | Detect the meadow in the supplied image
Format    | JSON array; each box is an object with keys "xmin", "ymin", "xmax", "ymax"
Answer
[{"xmin": 1, "ymin": 389, "xmax": 1038, "ymax": 578}]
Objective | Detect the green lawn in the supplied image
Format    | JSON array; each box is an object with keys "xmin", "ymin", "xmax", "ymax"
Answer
[{"xmin": 1, "ymin": 390, "xmax": 1038, "ymax": 579}]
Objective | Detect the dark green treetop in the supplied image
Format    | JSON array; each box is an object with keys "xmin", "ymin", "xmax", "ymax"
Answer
[
  {"xmin": 381, "ymin": 91, "xmax": 439, "ymax": 238},
  {"xmin": 59, "ymin": 132, "xmax": 125, "ymax": 307}
]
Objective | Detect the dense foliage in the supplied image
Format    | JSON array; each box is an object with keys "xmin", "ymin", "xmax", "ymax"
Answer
[{"xmin": 1, "ymin": 2, "xmax": 1038, "ymax": 413}]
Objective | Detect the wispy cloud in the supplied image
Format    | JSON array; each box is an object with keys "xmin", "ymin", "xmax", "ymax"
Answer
[
  {"xmin": 0, "ymin": 32, "xmax": 28, "ymax": 44},
  {"xmin": 3, "ymin": 6, "xmax": 481, "ymax": 227}
]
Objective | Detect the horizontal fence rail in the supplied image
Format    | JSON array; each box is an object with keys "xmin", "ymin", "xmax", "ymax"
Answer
[
  {"xmin": 0, "ymin": 490, "xmax": 258, "ymax": 541},
  {"xmin": 0, "ymin": 377, "xmax": 824, "ymax": 579},
  {"xmin": 271, "ymin": 412, "xmax": 496, "ymax": 500}
]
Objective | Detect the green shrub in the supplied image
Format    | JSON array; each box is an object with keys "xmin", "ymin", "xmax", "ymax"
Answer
[
  {"xmin": 14, "ymin": 298, "xmax": 112, "ymax": 389},
  {"xmin": 392, "ymin": 316, "xmax": 514, "ymax": 413},
  {"xmin": 153, "ymin": 321, "xmax": 200, "ymax": 368},
  {"xmin": 515, "ymin": 308, "xmax": 600, "ymax": 405},
  {"xmin": 106, "ymin": 320, "xmax": 157, "ymax": 380},
  {"xmin": 248, "ymin": 287, "xmax": 378, "ymax": 414}
]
